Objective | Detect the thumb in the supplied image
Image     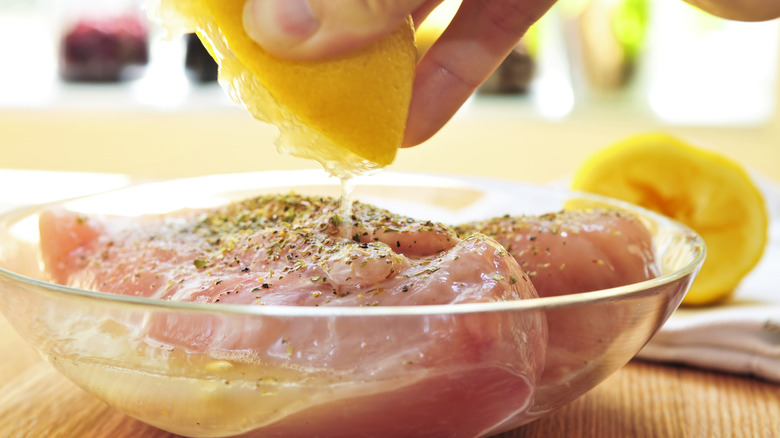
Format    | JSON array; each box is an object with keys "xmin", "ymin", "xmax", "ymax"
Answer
[{"xmin": 243, "ymin": 0, "xmax": 426, "ymax": 60}]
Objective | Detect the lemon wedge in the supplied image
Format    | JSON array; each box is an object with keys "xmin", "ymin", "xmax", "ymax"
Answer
[
  {"xmin": 571, "ymin": 133, "xmax": 768, "ymax": 306},
  {"xmin": 145, "ymin": 0, "xmax": 417, "ymax": 178}
]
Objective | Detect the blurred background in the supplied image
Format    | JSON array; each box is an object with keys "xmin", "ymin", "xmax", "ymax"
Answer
[{"xmin": 1, "ymin": 0, "xmax": 778, "ymax": 184}]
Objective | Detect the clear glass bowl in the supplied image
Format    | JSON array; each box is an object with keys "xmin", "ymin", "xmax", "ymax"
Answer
[{"xmin": 0, "ymin": 171, "xmax": 704, "ymax": 437}]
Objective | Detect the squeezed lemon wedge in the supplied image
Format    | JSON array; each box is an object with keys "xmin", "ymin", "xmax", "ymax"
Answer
[
  {"xmin": 145, "ymin": 0, "xmax": 417, "ymax": 178},
  {"xmin": 571, "ymin": 133, "xmax": 768, "ymax": 306}
]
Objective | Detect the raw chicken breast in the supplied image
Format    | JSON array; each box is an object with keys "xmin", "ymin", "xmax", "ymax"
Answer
[
  {"xmin": 40, "ymin": 194, "xmax": 540, "ymax": 307},
  {"xmin": 454, "ymin": 209, "xmax": 660, "ymax": 297},
  {"xmin": 455, "ymin": 208, "xmax": 660, "ymax": 401},
  {"xmin": 38, "ymin": 194, "xmax": 546, "ymax": 437}
]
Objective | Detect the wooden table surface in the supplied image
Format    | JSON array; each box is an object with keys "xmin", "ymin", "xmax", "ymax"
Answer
[{"xmin": 2, "ymin": 316, "xmax": 778, "ymax": 438}]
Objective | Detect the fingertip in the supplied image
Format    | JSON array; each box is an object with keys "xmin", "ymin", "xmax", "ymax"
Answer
[
  {"xmin": 247, "ymin": 0, "xmax": 426, "ymax": 60},
  {"xmin": 400, "ymin": 129, "xmax": 429, "ymax": 148},
  {"xmin": 401, "ymin": 115, "xmax": 439, "ymax": 148},
  {"xmin": 243, "ymin": 0, "xmax": 319, "ymax": 54}
]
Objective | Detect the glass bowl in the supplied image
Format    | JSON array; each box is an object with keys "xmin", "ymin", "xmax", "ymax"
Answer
[{"xmin": 0, "ymin": 171, "xmax": 704, "ymax": 437}]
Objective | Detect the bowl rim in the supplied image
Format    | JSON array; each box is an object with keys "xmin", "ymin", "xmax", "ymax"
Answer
[{"xmin": 0, "ymin": 170, "xmax": 706, "ymax": 317}]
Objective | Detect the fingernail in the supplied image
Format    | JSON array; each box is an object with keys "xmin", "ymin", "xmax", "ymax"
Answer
[{"xmin": 244, "ymin": 0, "xmax": 318, "ymax": 47}]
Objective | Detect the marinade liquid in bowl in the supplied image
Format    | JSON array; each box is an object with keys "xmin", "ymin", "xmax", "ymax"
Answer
[{"xmin": 0, "ymin": 171, "xmax": 704, "ymax": 437}]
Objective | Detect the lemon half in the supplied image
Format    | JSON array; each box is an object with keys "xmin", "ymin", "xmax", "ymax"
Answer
[
  {"xmin": 571, "ymin": 133, "xmax": 768, "ymax": 306},
  {"xmin": 146, "ymin": 0, "xmax": 417, "ymax": 178}
]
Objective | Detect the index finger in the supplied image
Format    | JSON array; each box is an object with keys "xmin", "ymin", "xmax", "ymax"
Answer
[{"xmin": 403, "ymin": 0, "xmax": 556, "ymax": 147}]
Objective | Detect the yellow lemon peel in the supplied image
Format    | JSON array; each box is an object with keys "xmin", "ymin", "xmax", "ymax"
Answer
[{"xmin": 145, "ymin": 0, "xmax": 417, "ymax": 178}]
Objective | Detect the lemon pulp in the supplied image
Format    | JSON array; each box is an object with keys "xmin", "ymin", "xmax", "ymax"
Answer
[
  {"xmin": 145, "ymin": 0, "xmax": 417, "ymax": 180},
  {"xmin": 571, "ymin": 133, "xmax": 768, "ymax": 306}
]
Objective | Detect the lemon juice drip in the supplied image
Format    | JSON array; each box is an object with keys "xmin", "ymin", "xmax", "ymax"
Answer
[{"xmin": 338, "ymin": 177, "xmax": 356, "ymax": 237}]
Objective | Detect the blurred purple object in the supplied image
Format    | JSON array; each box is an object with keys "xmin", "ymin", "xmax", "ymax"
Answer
[{"xmin": 60, "ymin": 15, "xmax": 149, "ymax": 82}]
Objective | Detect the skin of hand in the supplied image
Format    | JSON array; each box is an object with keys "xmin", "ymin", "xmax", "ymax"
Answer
[
  {"xmin": 243, "ymin": 0, "xmax": 557, "ymax": 147},
  {"xmin": 243, "ymin": 0, "xmax": 780, "ymax": 147}
]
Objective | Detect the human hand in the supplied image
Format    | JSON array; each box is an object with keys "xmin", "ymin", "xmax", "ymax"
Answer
[
  {"xmin": 243, "ymin": 0, "xmax": 780, "ymax": 148},
  {"xmin": 243, "ymin": 0, "xmax": 557, "ymax": 147}
]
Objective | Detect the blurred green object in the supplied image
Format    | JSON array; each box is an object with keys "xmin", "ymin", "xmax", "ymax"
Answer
[
  {"xmin": 523, "ymin": 21, "xmax": 541, "ymax": 60},
  {"xmin": 558, "ymin": 0, "xmax": 650, "ymax": 92},
  {"xmin": 612, "ymin": 0, "xmax": 649, "ymax": 63}
]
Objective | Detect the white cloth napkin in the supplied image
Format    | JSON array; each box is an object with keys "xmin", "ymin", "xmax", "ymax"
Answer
[{"xmin": 637, "ymin": 174, "xmax": 780, "ymax": 382}]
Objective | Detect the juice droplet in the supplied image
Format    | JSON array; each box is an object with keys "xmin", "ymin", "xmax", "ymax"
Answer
[{"xmin": 339, "ymin": 177, "xmax": 356, "ymax": 238}]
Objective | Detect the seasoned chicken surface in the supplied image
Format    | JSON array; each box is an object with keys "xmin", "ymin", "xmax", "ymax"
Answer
[
  {"xmin": 38, "ymin": 194, "xmax": 547, "ymax": 437},
  {"xmin": 456, "ymin": 208, "xmax": 660, "ymax": 388},
  {"xmin": 40, "ymin": 194, "xmax": 538, "ymax": 307},
  {"xmin": 38, "ymin": 195, "xmax": 664, "ymax": 437},
  {"xmin": 454, "ymin": 208, "xmax": 660, "ymax": 297}
]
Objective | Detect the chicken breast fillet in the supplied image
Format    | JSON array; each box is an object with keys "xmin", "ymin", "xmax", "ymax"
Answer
[{"xmin": 38, "ymin": 194, "xmax": 546, "ymax": 437}]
